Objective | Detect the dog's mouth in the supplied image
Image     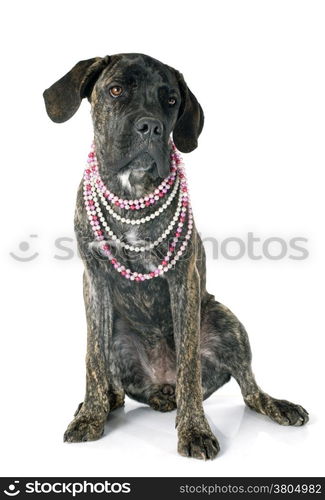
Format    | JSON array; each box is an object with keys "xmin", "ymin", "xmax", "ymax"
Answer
[
  {"xmin": 127, "ymin": 152, "xmax": 157, "ymax": 172},
  {"xmin": 124, "ymin": 150, "xmax": 170, "ymax": 179}
]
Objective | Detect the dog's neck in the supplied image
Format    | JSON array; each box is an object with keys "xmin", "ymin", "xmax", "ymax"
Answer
[{"xmin": 94, "ymin": 146, "xmax": 172, "ymax": 200}]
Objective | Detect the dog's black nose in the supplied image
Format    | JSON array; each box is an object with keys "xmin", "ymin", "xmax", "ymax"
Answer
[{"xmin": 135, "ymin": 117, "xmax": 163, "ymax": 139}]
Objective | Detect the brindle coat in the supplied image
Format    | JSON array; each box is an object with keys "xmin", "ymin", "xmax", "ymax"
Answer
[{"xmin": 43, "ymin": 53, "xmax": 308, "ymax": 459}]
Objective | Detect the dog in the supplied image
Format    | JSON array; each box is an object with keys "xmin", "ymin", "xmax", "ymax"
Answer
[{"xmin": 43, "ymin": 53, "xmax": 308, "ymax": 459}]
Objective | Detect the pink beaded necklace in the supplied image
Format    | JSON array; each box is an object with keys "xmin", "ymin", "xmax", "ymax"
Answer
[{"xmin": 83, "ymin": 143, "xmax": 193, "ymax": 282}]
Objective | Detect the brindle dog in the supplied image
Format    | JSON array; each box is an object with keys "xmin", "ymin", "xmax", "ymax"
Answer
[{"xmin": 43, "ymin": 53, "xmax": 308, "ymax": 459}]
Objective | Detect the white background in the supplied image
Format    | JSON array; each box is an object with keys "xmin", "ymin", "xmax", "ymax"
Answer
[{"xmin": 1, "ymin": 0, "xmax": 324, "ymax": 478}]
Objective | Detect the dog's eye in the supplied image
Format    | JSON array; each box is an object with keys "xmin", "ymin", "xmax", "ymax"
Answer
[
  {"xmin": 109, "ymin": 86, "xmax": 123, "ymax": 97},
  {"xmin": 168, "ymin": 97, "xmax": 177, "ymax": 106}
]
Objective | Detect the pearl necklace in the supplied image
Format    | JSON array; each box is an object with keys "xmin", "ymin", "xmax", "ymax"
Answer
[
  {"xmin": 89, "ymin": 181, "xmax": 184, "ymax": 251},
  {"xmin": 87, "ymin": 150, "xmax": 178, "ymax": 210},
  {"xmin": 83, "ymin": 143, "xmax": 193, "ymax": 281},
  {"xmin": 95, "ymin": 176, "xmax": 180, "ymax": 225}
]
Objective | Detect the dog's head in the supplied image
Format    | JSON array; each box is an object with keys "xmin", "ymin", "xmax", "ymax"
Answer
[{"xmin": 43, "ymin": 53, "xmax": 204, "ymax": 178}]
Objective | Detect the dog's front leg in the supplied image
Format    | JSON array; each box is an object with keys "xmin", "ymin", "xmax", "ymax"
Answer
[
  {"xmin": 64, "ymin": 267, "xmax": 112, "ymax": 442},
  {"xmin": 169, "ymin": 262, "xmax": 220, "ymax": 460}
]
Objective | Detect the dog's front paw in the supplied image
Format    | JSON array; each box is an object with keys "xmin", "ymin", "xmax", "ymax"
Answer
[
  {"xmin": 177, "ymin": 420, "xmax": 220, "ymax": 460},
  {"xmin": 64, "ymin": 412, "xmax": 106, "ymax": 443}
]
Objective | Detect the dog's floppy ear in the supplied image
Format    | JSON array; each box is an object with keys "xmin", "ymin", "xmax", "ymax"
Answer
[
  {"xmin": 173, "ymin": 70, "xmax": 204, "ymax": 153},
  {"xmin": 43, "ymin": 56, "xmax": 110, "ymax": 123}
]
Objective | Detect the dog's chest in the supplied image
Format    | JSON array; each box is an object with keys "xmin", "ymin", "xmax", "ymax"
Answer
[
  {"xmin": 110, "ymin": 269, "xmax": 174, "ymax": 336},
  {"xmin": 78, "ymin": 173, "xmax": 181, "ymax": 333}
]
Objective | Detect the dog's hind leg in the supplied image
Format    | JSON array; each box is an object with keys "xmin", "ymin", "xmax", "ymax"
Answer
[{"xmin": 201, "ymin": 297, "xmax": 309, "ymax": 426}]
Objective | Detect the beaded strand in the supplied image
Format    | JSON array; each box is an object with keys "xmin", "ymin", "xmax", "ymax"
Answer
[{"xmin": 83, "ymin": 143, "xmax": 193, "ymax": 281}]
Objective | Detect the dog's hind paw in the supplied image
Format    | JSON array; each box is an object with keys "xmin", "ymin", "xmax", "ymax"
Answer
[
  {"xmin": 64, "ymin": 413, "xmax": 106, "ymax": 443},
  {"xmin": 148, "ymin": 384, "xmax": 176, "ymax": 412},
  {"xmin": 245, "ymin": 392, "xmax": 309, "ymax": 426},
  {"xmin": 266, "ymin": 399, "xmax": 309, "ymax": 426}
]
